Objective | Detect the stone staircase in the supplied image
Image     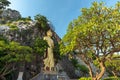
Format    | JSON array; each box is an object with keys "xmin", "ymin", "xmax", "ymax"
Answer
[{"xmin": 30, "ymin": 71, "xmax": 70, "ymax": 80}]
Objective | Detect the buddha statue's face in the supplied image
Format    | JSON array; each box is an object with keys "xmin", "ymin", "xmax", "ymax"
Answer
[{"xmin": 47, "ymin": 30, "xmax": 52, "ymax": 37}]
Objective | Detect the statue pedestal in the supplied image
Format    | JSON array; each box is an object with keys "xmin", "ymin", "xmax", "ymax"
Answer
[
  {"xmin": 30, "ymin": 71, "xmax": 70, "ymax": 80},
  {"xmin": 17, "ymin": 72, "xmax": 23, "ymax": 80}
]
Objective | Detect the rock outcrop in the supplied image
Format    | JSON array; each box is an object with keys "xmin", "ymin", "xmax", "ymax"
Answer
[{"xmin": 0, "ymin": 8, "xmax": 21, "ymax": 23}]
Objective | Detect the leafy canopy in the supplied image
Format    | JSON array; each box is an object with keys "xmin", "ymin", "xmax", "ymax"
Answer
[
  {"xmin": 0, "ymin": 36, "xmax": 32, "ymax": 79},
  {"xmin": 34, "ymin": 14, "xmax": 49, "ymax": 31},
  {"xmin": 61, "ymin": 1, "xmax": 120, "ymax": 57},
  {"xmin": 60, "ymin": 1, "xmax": 120, "ymax": 79},
  {"xmin": 0, "ymin": 0, "xmax": 11, "ymax": 9},
  {"xmin": 33, "ymin": 38, "xmax": 48, "ymax": 56}
]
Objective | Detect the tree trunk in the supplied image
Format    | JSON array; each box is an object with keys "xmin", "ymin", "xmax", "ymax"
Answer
[
  {"xmin": 87, "ymin": 64, "xmax": 93, "ymax": 78},
  {"xmin": 96, "ymin": 62, "xmax": 106, "ymax": 80}
]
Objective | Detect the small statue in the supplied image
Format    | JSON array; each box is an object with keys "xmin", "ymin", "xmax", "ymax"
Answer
[{"xmin": 43, "ymin": 29, "xmax": 55, "ymax": 71}]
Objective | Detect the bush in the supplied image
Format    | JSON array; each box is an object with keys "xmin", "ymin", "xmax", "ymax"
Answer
[
  {"xmin": 104, "ymin": 77, "xmax": 120, "ymax": 80},
  {"xmin": 79, "ymin": 77, "xmax": 120, "ymax": 80},
  {"xmin": 79, "ymin": 77, "xmax": 92, "ymax": 80},
  {"xmin": 77, "ymin": 64, "xmax": 89, "ymax": 73},
  {"xmin": 9, "ymin": 25, "xmax": 18, "ymax": 30},
  {"xmin": 70, "ymin": 58, "xmax": 89, "ymax": 73}
]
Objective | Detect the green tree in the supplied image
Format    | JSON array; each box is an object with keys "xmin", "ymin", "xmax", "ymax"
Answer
[
  {"xmin": 33, "ymin": 38, "xmax": 48, "ymax": 56},
  {"xmin": 60, "ymin": 1, "xmax": 120, "ymax": 80},
  {"xmin": 0, "ymin": 0, "xmax": 11, "ymax": 9},
  {"xmin": 0, "ymin": 0, "xmax": 11, "ymax": 14},
  {"xmin": 32, "ymin": 38, "xmax": 48, "ymax": 73},
  {"xmin": 34, "ymin": 14, "xmax": 49, "ymax": 31},
  {"xmin": 0, "ymin": 37, "xmax": 32, "ymax": 80},
  {"xmin": 53, "ymin": 43, "xmax": 61, "ymax": 62},
  {"xmin": 105, "ymin": 54, "xmax": 120, "ymax": 77}
]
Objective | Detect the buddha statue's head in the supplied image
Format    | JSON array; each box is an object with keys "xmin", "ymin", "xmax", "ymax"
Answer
[{"xmin": 47, "ymin": 29, "xmax": 52, "ymax": 37}]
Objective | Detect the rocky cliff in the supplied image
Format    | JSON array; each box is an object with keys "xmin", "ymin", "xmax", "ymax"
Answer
[
  {"xmin": 0, "ymin": 8, "xmax": 60, "ymax": 45},
  {"xmin": 0, "ymin": 8, "xmax": 21, "ymax": 24}
]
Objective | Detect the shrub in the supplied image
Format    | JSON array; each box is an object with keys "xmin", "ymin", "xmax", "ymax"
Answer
[
  {"xmin": 79, "ymin": 77, "xmax": 92, "ymax": 80},
  {"xmin": 104, "ymin": 77, "xmax": 120, "ymax": 80},
  {"xmin": 9, "ymin": 25, "xmax": 18, "ymax": 30},
  {"xmin": 70, "ymin": 58, "xmax": 89, "ymax": 73},
  {"xmin": 77, "ymin": 64, "xmax": 89, "ymax": 73}
]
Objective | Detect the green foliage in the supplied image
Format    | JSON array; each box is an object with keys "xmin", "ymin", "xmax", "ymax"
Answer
[
  {"xmin": 33, "ymin": 38, "xmax": 48, "ymax": 56},
  {"xmin": 0, "ymin": 0, "xmax": 11, "ymax": 9},
  {"xmin": 53, "ymin": 43, "xmax": 61, "ymax": 61},
  {"xmin": 93, "ymin": 59, "xmax": 99, "ymax": 67},
  {"xmin": 106, "ymin": 59, "xmax": 120, "ymax": 71},
  {"xmin": 0, "ymin": 36, "xmax": 32, "ymax": 79},
  {"xmin": 34, "ymin": 14, "xmax": 49, "ymax": 31},
  {"xmin": 104, "ymin": 77, "xmax": 120, "ymax": 80},
  {"xmin": 9, "ymin": 25, "xmax": 18, "ymax": 31},
  {"xmin": 77, "ymin": 65, "xmax": 89, "ymax": 73},
  {"xmin": 0, "ymin": 35, "xmax": 9, "ymax": 43},
  {"xmin": 71, "ymin": 58, "xmax": 89, "ymax": 73},
  {"xmin": 0, "ymin": 40, "xmax": 32, "ymax": 63},
  {"xmin": 9, "ymin": 42, "xmax": 32, "ymax": 62},
  {"xmin": 26, "ymin": 16, "xmax": 32, "ymax": 21},
  {"xmin": 79, "ymin": 77, "xmax": 92, "ymax": 80},
  {"xmin": 61, "ymin": 1, "xmax": 120, "ymax": 55},
  {"xmin": 105, "ymin": 55, "xmax": 120, "ymax": 76},
  {"xmin": 61, "ymin": 1, "xmax": 120, "ymax": 79},
  {"xmin": 71, "ymin": 58, "xmax": 78, "ymax": 68},
  {"xmin": 79, "ymin": 77, "xmax": 120, "ymax": 80},
  {"xmin": 18, "ymin": 17, "xmax": 32, "ymax": 22}
]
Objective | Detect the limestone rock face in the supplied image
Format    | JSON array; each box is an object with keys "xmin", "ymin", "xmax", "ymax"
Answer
[
  {"xmin": 0, "ymin": 25, "xmax": 10, "ymax": 33},
  {"xmin": 0, "ymin": 8, "xmax": 21, "ymax": 22},
  {"xmin": 0, "ymin": 21, "xmax": 34, "ymax": 45},
  {"xmin": 59, "ymin": 57, "xmax": 78, "ymax": 79},
  {"xmin": 0, "ymin": 9, "xmax": 21, "ymax": 24}
]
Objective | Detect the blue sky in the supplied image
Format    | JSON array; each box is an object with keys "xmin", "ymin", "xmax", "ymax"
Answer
[{"xmin": 8, "ymin": 0, "xmax": 120, "ymax": 38}]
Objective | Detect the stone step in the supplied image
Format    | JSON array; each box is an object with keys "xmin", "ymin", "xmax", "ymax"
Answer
[
  {"xmin": 30, "ymin": 71, "xmax": 70, "ymax": 80},
  {"xmin": 17, "ymin": 72, "xmax": 23, "ymax": 80}
]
